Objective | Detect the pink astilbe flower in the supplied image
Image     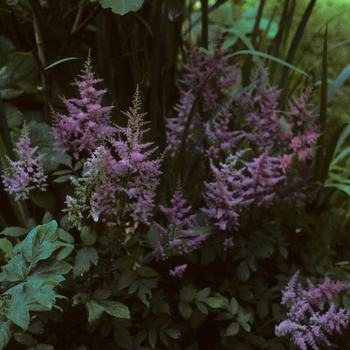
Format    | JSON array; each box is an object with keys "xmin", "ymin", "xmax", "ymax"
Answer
[
  {"xmin": 201, "ymin": 154, "xmax": 254, "ymax": 231},
  {"xmin": 153, "ymin": 182, "xmax": 209, "ymax": 277},
  {"xmin": 52, "ymin": 53, "xmax": 115, "ymax": 159},
  {"xmin": 169, "ymin": 264, "xmax": 187, "ymax": 278},
  {"xmin": 275, "ymin": 271, "xmax": 350, "ymax": 350},
  {"xmin": 166, "ymin": 43, "xmax": 240, "ymax": 155},
  {"xmin": 64, "ymin": 87, "xmax": 162, "ymax": 228},
  {"xmin": 2, "ymin": 123, "xmax": 47, "ymax": 200}
]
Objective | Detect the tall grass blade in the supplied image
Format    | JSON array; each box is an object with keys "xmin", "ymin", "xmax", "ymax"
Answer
[
  {"xmin": 278, "ymin": 0, "xmax": 316, "ymax": 90},
  {"xmin": 314, "ymin": 24, "xmax": 328, "ymax": 182}
]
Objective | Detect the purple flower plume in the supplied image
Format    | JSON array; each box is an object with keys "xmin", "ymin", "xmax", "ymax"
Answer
[
  {"xmin": 275, "ymin": 270, "xmax": 350, "ymax": 350},
  {"xmin": 2, "ymin": 123, "xmax": 47, "ymax": 200},
  {"xmin": 153, "ymin": 182, "xmax": 209, "ymax": 277},
  {"xmin": 65, "ymin": 87, "xmax": 162, "ymax": 228},
  {"xmin": 51, "ymin": 53, "xmax": 115, "ymax": 159}
]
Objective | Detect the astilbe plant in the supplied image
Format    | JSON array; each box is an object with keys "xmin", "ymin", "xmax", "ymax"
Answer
[
  {"xmin": 2, "ymin": 122, "xmax": 47, "ymax": 200},
  {"xmin": 169, "ymin": 49, "xmax": 320, "ymax": 233},
  {"xmin": 51, "ymin": 53, "xmax": 114, "ymax": 159},
  {"xmin": 153, "ymin": 181, "xmax": 209, "ymax": 277},
  {"xmin": 64, "ymin": 86, "xmax": 162, "ymax": 228},
  {"xmin": 275, "ymin": 271, "xmax": 350, "ymax": 350}
]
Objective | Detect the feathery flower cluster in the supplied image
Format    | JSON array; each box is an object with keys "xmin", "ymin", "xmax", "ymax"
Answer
[
  {"xmin": 2, "ymin": 123, "xmax": 47, "ymax": 200},
  {"xmin": 275, "ymin": 270, "xmax": 350, "ymax": 350},
  {"xmin": 153, "ymin": 182, "xmax": 209, "ymax": 277},
  {"xmin": 166, "ymin": 43, "xmax": 240, "ymax": 155},
  {"xmin": 51, "ymin": 53, "xmax": 114, "ymax": 159},
  {"xmin": 65, "ymin": 87, "xmax": 162, "ymax": 228}
]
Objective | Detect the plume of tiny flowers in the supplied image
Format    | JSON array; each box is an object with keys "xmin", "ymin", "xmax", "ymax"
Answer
[
  {"xmin": 51, "ymin": 53, "xmax": 115, "ymax": 159},
  {"xmin": 64, "ymin": 86, "xmax": 162, "ymax": 228},
  {"xmin": 2, "ymin": 122, "xmax": 47, "ymax": 201},
  {"xmin": 275, "ymin": 270, "xmax": 350, "ymax": 350},
  {"xmin": 166, "ymin": 42, "xmax": 240, "ymax": 155},
  {"xmin": 153, "ymin": 181, "xmax": 209, "ymax": 277}
]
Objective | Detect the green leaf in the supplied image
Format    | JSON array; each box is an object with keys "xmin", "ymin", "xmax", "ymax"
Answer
[
  {"xmin": 86, "ymin": 300, "xmax": 105, "ymax": 323},
  {"xmin": 58, "ymin": 228, "xmax": 74, "ymax": 244},
  {"xmin": 29, "ymin": 259, "xmax": 72, "ymax": 283},
  {"xmin": 99, "ymin": 300, "xmax": 130, "ymax": 319},
  {"xmin": 237, "ymin": 261, "xmax": 250, "ymax": 282},
  {"xmin": 225, "ymin": 322, "xmax": 240, "ymax": 336},
  {"xmin": 6, "ymin": 300, "xmax": 29, "ymax": 331},
  {"xmin": 229, "ymin": 298, "xmax": 239, "ymax": 315},
  {"xmin": 13, "ymin": 332, "xmax": 37, "ymax": 347},
  {"xmin": 230, "ymin": 50, "xmax": 308, "ymax": 77},
  {"xmin": 278, "ymin": 245, "xmax": 288, "ymax": 259},
  {"xmin": 20, "ymin": 221, "xmax": 59, "ymax": 265},
  {"xmin": 0, "ymin": 321, "xmax": 12, "ymax": 350},
  {"xmin": 195, "ymin": 301, "xmax": 207, "ymax": 315},
  {"xmin": 180, "ymin": 284, "xmax": 197, "ymax": 302},
  {"xmin": 44, "ymin": 57, "xmax": 79, "ymax": 70},
  {"xmin": 1, "ymin": 226, "xmax": 29, "ymax": 237},
  {"xmin": 136, "ymin": 266, "xmax": 159, "ymax": 278},
  {"xmin": 73, "ymin": 246, "xmax": 99, "ymax": 277},
  {"xmin": 178, "ymin": 301, "xmax": 192, "ymax": 319},
  {"xmin": 203, "ymin": 297, "xmax": 225, "ymax": 309},
  {"xmin": 137, "ymin": 284, "xmax": 152, "ymax": 307},
  {"xmin": 148, "ymin": 328, "xmax": 158, "ymax": 348},
  {"xmin": 114, "ymin": 327, "xmax": 132, "ymax": 350},
  {"xmin": 99, "ymin": 0, "xmax": 144, "ymax": 15},
  {"xmin": 118, "ymin": 270, "xmax": 137, "ymax": 289},
  {"xmin": 196, "ymin": 287, "xmax": 211, "ymax": 301},
  {"xmin": 189, "ymin": 307, "xmax": 206, "ymax": 330},
  {"xmin": 80, "ymin": 226, "xmax": 97, "ymax": 246},
  {"xmin": 0, "ymin": 238, "xmax": 13, "ymax": 259},
  {"xmin": 3, "ymin": 254, "xmax": 29, "ymax": 282},
  {"xmin": 164, "ymin": 328, "xmax": 180, "ymax": 339},
  {"xmin": 257, "ymin": 299, "xmax": 269, "ymax": 319}
]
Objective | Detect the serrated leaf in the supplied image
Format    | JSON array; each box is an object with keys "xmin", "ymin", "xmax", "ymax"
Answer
[
  {"xmin": 118, "ymin": 270, "xmax": 137, "ymax": 289},
  {"xmin": 196, "ymin": 287, "xmax": 211, "ymax": 301},
  {"xmin": 201, "ymin": 249, "xmax": 216, "ymax": 266},
  {"xmin": 203, "ymin": 297, "xmax": 225, "ymax": 309},
  {"xmin": 58, "ymin": 228, "xmax": 74, "ymax": 244},
  {"xmin": 225, "ymin": 322, "xmax": 240, "ymax": 336},
  {"xmin": 54, "ymin": 153, "xmax": 72, "ymax": 168},
  {"xmin": 99, "ymin": 300, "xmax": 130, "ymax": 319},
  {"xmin": 57, "ymin": 246, "xmax": 74, "ymax": 260},
  {"xmin": 195, "ymin": 301, "xmax": 207, "ymax": 314},
  {"xmin": 136, "ymin": 266, "xmax": 158, "ymax": 278},
  {"xmin": 148, "ymin": 328, "xmax": 158, "ymax": 348},
  {"xmin": 178, "ymin": 301, "xmax": 192, "ymax": 319},
  {"xmin": 20, "ymin": 221, "xmax": 59, "ymax": 265},
  {"xmin": 80, "ymin": 226, "xmax": 97, "ymax": 246},
  {"xmin": 73, "ymin": 246, "xmax": 99, "ymax": 277},
  {"xmin": 180, "ymin": 284, "xmax": 197, "ymax": 302},
  {"xmin": 1, "ymin": 226, "xmax": 29, "ymax": 237},
  {"xmin": 151, "ymin": 299, "xmax": 170, "ymax": 315},
  {"xmin": 99, "ymin": 0, "xmax": 144, "ymax": 15}
]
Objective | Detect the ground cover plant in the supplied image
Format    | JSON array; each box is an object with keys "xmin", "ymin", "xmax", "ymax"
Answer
[{"xmin": 1, "ymin": 1, "xmax": 350, "ymax": 349}]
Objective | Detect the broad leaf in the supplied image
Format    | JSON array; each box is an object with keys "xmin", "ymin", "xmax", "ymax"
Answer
[
  {"xmin": 73, "ymin": 246, "xmax": 99, "ymax": 277},
  {"xmin": 99, "ymin": 0, "xmax": 144, "ymax": 15}
]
